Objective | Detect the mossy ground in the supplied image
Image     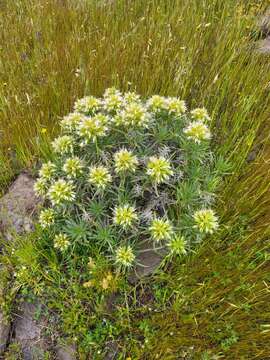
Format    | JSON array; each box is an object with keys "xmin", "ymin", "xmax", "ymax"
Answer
[{"xmin": 0, "ymin": 0, "xmax": 270, "ymax": 359}]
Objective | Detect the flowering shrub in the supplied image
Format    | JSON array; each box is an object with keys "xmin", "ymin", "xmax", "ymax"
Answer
[{"xmin": 35, "ymin": 88, "xmax": 220, "ymax": 271}]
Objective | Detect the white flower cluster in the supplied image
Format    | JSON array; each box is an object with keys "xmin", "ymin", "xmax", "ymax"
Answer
[{"xmin": 50, "ymin": 90, "xmax": 212, "ymax": 152}]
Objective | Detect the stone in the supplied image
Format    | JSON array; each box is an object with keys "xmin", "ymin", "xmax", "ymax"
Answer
[
  {"xmin": 0, "ymin": 174, "xmax": 42, "ymax": 357},
  {"xmin": 13, "ymin": 301, "xmax": 50, "ymax": 359},
  {"xmin": 0, "ymin": 310, "xmax": 10, "ymax": 355},
  {"xmin": 0, "ymin": 173, "xmax": 40, "ymax": 240},
  {"xmin": 0, "ymin": 174, "xmax": 54, "ymax": 358},
  {"xmin": 55, "ymin": 344, "xmax": 76, "ymax": 360},
  {"xmin": 104, "ymin": 340, "xmax": 118, "ymax": 360},
  {"xmin": 128, "ymin": 241, "xmax": 168, "ymax": 284},
  {"xmin": 246, "ymin": 143, "xmax": 263, "ymax": 163},
  {"xmin": 104, "ymin": 293, "xmax": 119, "ymax": 314},
  {"xmin": 97, "ymin": 0, "xmax": 114, "ymax": 7},
  {"xmin": 258, "ymin": 9, "xmax": 270, "ymax": 37},
  {"xmin": 257, "ymin": 37, "xmax": 270, "ymax": 54}
]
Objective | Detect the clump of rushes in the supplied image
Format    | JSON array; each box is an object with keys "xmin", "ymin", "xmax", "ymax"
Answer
[{"xmin": 35, "ymin": 89, "xmax": 221, "ymax": 273}]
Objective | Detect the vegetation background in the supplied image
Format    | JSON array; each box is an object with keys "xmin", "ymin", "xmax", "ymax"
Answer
[{"xmin": 0, "ymin": 0, "xmax": 269, "ymax": 358}]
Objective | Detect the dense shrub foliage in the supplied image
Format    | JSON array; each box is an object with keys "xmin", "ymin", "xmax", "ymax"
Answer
[{"xmin": 34, "ymin": 89, "xmax": 220, "ymax": 271}]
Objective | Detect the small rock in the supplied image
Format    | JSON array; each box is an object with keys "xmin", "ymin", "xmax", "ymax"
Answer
[
  {"xmin": 257, "ymin": 37, "xmax": 270, "ymax": 53},
  {"xmin": 258, "ymin": 9, "xmax": 270, "ymax": 36},
  {"xmin": 128, "ymin": 241, "xmax": 168, "ymax": 284},
  {"xmin": 0, "ymin": 173, "xmax": 40, "ymax": 239},
  {"xmin": 55, "ymin": 344, "xmax": 76, "ymax": 360},
  {"xmin": 0, "ymin": 174, "xmax": 51, "ymax": 358},
  {"xmin": 13, "ymin": 301, "xmax": 50, "ymax": 359},
  {"xmin": 104, "ymin": 292, "xmax": 119, "ymax": 314},
  {"xmin": 104, "ymin": 340, "xmax": 118, "ymax": 360},
  {"xmin": 97, "ymin": 0, "xmax": 114, "ymax": 7},
  {"xmin": 246, "ymin": 143, "xmax": 263, "ymax": 163},
  {"xmin": 0, "ymin": 310, "xmax": 10, "ymax": 355}
]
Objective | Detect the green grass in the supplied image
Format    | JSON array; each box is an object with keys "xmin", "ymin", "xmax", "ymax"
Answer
[
  {"xmin": 133, "ymin": 153, "xmax": 270, "ymax": 358},
  {"xmin": 0, "ymin": 0, "xmax": 270, "ymax": 359},
  {"xmin": 0, "ymin": 0, "xmax": 268, "ymax": 172}
]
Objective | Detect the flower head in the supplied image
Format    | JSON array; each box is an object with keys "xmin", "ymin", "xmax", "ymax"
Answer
[
  {"xmin": 193, "ymin": 209, "xmax": 218, "ymax": 234},
  {"xmin": 54, "ymin": 233, "xmax": 70, "ymax": 251},
  {"xmin": 63, "ymin": 157, "xmax": 84, "ymax": 178},
  {"xmin": 183, "ymin": 121, "xmax": 211, "ymax": 143},
  {"xmin": 83, "ymin": 280, "xmax": 94, "ymax": 288},
  {"xmin": 88, "ymin": 165, "xmax": 111, "ymax": 190},
  {"xmin": 147, "ymin": 95, "xmax": 167, "ymax": 112},
  {"xmin": 149, "ymin": 218, "xmax": 173, "ymax": 242},
  {"xmin": 103, "ymin": 88, "xmax": 123, "ymax": 111},
  {"xmin": 166, "ymin": 97, "xmax": 187, "ymax": 116},
  {"xmin": 52, "ymin": 135, "xmax": 74, "ymax": 154},
  {"xmin": 78, "ymin": 115, "xmax": 108, "ymax": 143},
  {"xmin": 60, "ymin": 113, "xmax": 85, "ymax": 132},
  {"xmin": 39, "ymin": 161, "xmax": 56, "ymax": 180},
  {"xmin": 87, "ymin": 257, "xmax": 96, "ymax": 269},
  {"xmin": 48, "ymin": 179, "xmax": 75, "ymax": 205},
  {"xmin": 113, "ymin": 204, "xmax": 138, "ymax": 228},
  {"xmin": 118, "ymin": 102, "xmax": 150, "ymax": 128},
  {"xmin": 104, "ymin": 87, "xmax": 122, "ymax": 97},
  {"xmin": 190, "ymin": 107, "xmax": 210, "ymax": 122},
  {"xmin": 94, "ymin": 113, "xmax": 110, "ymax": 125},
  {"xmin": 115, "ymin": 245, "xmax": 135, "ymax": 267},
  {"xmin": 101, "ymin": 272, "xmax": 114, "ymax": 290},
  {"xmin": 39, "ymin": 208, "xmax": 55, "ymax": 228},
  {"xmin": 34, "ymin": 178, "xmax": 48, "ymax": 197},
  {"xmin": 168, "ymin": 235, "xmax": 186, "ymax": 255},
  {"xmin": 114, "ymin": 149, "xmax": 138, "ymax": 173},
  {"xmin": 74, "ymin": 96, "xmax": 100, "ymax": 114},
  {"xmin": 147, "ymin": 156, "xmax": 173, "ymax": 184},
  {"xmin": 124, "ymin": 92, "xmax": 140, "ymax": 104}
]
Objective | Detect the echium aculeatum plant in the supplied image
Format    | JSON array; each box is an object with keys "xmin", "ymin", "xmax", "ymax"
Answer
[{"xmin": 35, "ymin": 88, "xmax": 222, "ymax": 271}]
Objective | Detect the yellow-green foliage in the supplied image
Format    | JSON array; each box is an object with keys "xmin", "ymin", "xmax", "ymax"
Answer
[
  {"xmin": 0, "ymin": 0, "xmax": 268, "ymax": 171},
  {"xmin": 137, "ymin": 150, "xmax": 270, "ymax": 358},
  {"xmin": 0, "ymin": 0, "xmax": 270, "ymax": 358}
]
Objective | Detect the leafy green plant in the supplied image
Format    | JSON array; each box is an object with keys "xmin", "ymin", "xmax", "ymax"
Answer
[
  {"xmin": 4, "ymin": 343, "xmax": 23, "ymax": 360},
  {"xmin": 34, "ymin": 89, "xmax": 220, "ymax": 272},
  {"xmin": 208, "ymin": 322, "xmax": 239, "ymax": 352}
]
